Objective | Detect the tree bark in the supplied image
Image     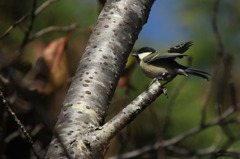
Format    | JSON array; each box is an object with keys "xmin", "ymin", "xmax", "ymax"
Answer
[{"xmin": 45, "ymin": 0, "xmax": 155, "ymax": 158}]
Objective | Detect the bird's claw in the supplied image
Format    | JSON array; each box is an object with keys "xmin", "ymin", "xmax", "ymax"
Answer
[
  {"xmin": 150, "ymin": 78, "xmax": 158, "ymax": 85},
  {"xmin": 149, "ymin": 79, "xmax": 168, "ymax": 98},
  {"xmin": 150, "ymin": 76, "xmax": 164, "ymax": 85},
  {"xmin": 161, "ymin": 87, "xmax": 168, "ymax": 98}
]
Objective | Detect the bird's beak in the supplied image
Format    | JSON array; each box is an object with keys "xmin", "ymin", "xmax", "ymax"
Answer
[{"xmin": 131, "ymin": 52, "xmax": 137, "ymax": 57}]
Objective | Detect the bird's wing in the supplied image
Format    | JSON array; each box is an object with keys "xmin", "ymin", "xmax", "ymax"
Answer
[
  {"xmin": 168, "ymin": 41, "xmax": 193, "ymax": 53},
  {"xmin": 143, "ymin": 52, "xmax": 187, "ymax": 63}
]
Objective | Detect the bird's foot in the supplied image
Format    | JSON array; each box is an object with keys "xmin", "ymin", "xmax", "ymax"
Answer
[
  {"xmin": 150, "ymin": 76, "xmax": 163, "ymax": 86},
  {"xmin": 149, "ymin": 78, "xmax": 168, "ymax": 98},
  {"xmin": 150, "ymin": 77, "xmax": 160, "ymax": 85},
  {"xmin": 161, "ymin": 87, "xmax": 168, "ymax": 98}
]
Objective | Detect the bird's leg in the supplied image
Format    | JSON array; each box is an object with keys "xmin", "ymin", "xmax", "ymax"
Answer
[
  {"xmin": 149, "ymin": 78, "xmax": 159, "ymax": 86},
  {"xmin": 149, "ymin": 77, "xmax": 168, "ymax": 98},
  {"xmin": 150, "ymin": 72, "xmax": 170, "ymax": 85},
  {"xmin": 149, "ymin": 75, "xmax": 169, "ymax": 98},
  {"xmin": 150, "ymin": 76, "xmax": 164, "ymax": 85},
  {"xmin": 162, "ymin": 87, "xmax": 168, "ymax": 98},
  {"xmin": 150, "ymin": 72, "xmax": 170, "ymax": 86}
]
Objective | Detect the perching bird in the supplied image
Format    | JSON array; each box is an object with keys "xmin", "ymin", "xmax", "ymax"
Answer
[{"xmin": 132, "ymin": 41, "xmax": 210, "ymax": 85}]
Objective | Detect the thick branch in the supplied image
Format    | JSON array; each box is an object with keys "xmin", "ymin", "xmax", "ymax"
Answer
[{"xmin": 89, "ymin": 80, "xmax": 164, "ymax": 146}]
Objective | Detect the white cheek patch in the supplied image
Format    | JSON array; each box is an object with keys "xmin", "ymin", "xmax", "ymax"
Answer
[{"xmin": 138, "ymin": 52, "xmax": 151, "ymax": 60}]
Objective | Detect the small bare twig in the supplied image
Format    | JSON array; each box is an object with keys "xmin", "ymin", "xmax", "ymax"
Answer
[
  {"xmin": 0, "ymin": 0, "xmax": 59, "ymax": 39},
  {"xmin": 0, "ymin": 92, "xmax": 33, "ymax": 144},
  {"xmin": 108, "ymin": 105, "xmax": 239, "ymax": 159},
  {"xmin": 229, "ymin": 82, "xmax": 238, "ymax": 109},
  {"xmin": 161, "ymin": 106, "xmax": 238, "ymax": 147},
  {"xmin": 4, "ymin": 126, "xmax": 31, "ymax": 143},
  {"xmin": 212, "ymin": 0, "xmax": 224, "ymax": 54},
  {"xmin": 18, "ymin": 0, "xmax": 38, "ymax": 53},
  {"xmin": 166, "ymin": 145, "xmax": 240, "ymax": 158},
  {"xmin": 1, "ymin": 89, "xmax": 74, "ymax": 159},
  {"xmin": 28, "ymin": 23, "xmax": 79, "ymax": 42},
  {"xmin": 0, "ymin": 91, "xmax": 40, "ymax": 159},
  {"xmin": 0, "ymin": 75, "xmax": 10, "ymax": 85},
  {"xmin": 0, "ymin": 14, "xmax": 29, "ymax": 39},
  {"xmin": 35, "ymin": 0, "xmax": 58, "ymax": 15},
  {"xmin": 200, "ymin": 81, "xmax": 213, "ymax": 125},
  {"xmin": 162, "ymin": 78, "xmax": 188, "ymax": 133},
  {"xmin": 162, "ymin": 57, "xmax": 192, "ymax": 133},
  {"xmin": 201, "ymin": 0, "xmax": 225, "ymax": 126}
]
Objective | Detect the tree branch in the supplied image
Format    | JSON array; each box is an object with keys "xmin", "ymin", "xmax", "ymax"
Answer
[
  {"xmin": 89, "ymin": 80, "xmax": 164, "ymax": 146},
  {"xmin": 45, "ymin": 0, "xmax": 155, "ymax": 158},
  {"xmin": 0, "ymin": 0, "xmax": 58, "ymax": 39},
  {"xmin": 19, "ymin": 0, "xmax": 38, "ymax": 52},
  {"xmin": 0, "ymin": 91, "xmax": 40, "ymax": 159},
  {"xmin": 212, "ymin": 0, "xmax": 224, "ymax": 55},
  {"xmin": 28, "ymin": 23, "xmax": 79, "ymax": 42},
  {"xmin": 108, "ymin": 105, "xmax": 239, "ymax": 159}
]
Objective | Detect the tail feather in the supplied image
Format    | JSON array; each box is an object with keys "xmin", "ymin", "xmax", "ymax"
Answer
[{"xmin": 185, "ymin": 68, "xmax": 210, "ymax": 81}]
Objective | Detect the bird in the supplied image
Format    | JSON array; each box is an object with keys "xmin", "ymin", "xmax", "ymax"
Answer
[{"xmin": 132, "ymin": 41, "xmax": 210, "ymax": 86}]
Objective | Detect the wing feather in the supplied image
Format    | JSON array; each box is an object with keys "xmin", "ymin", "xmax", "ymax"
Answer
[
  {"xmin": 143, "ymin": 52, "xmax": 187, "ymax": 63},
  {"xmin": 168, "ymin": 41, "xmax": 193, "ymax": 53}
]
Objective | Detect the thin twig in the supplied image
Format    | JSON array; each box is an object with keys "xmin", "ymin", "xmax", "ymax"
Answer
[
  {"xmin": 0, "ymin": 91, "xmax": 40, "ymax": 159},
  {"xmin": 28, "ymin": 23, "xmax": 79, "ymax": 42},
  {"xmin": 35, "ymin": 0, "xmax": 58, "ymax": 15},
  {"xmin": 108, "ymin": 105, "xmax": 239, "ymax": 159},
  {"xmin": 166, "ymin": 145, "xmax": 240, "ymax": 157},
  {"xmin": 229, "ymin": 82, "xmax": 237, "ymax": 109},
  {"xmin": 201, "ymin": 0, "xmax": 224, "ymax": 126},
  {"xmin": 0, "ymin": 14, "xmax": 30, "ymax": 39},
  {"xmin": 163, "ymin": 57, "xmax": 192, "ymax": 132},
  {"xmin": 162, "ymin": 77, "xmax": 188, "ymax": 133},
  {"xmin": 0, "ymin": 0, "xmax": 59, "ymax": 39},
  {"xmin": 212, "ymin": 0, "xmax": 224, "ymax": 54},
  {"xmin": 19, "ymin": 0, "xmax": 38, "ymax": 53},
  {"xmin": 162, "ymin": 106, "xmax": 238, "ymax": 147},
  {"xmin": 200, "ymin": 80, "xmax": 213, "ymax": 125},
  {"xmin": 0, "ymin": 93, "xmax": 33, "ymax": 144},
  {"xmin": 4, "ymin": 126, "xmax": 31, "ymax": 143}
]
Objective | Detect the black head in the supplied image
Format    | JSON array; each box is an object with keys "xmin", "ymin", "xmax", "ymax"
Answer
[
  {"xmin": 132, "ymin": 47, "xmax": 156, "ymax": 63},
  {"xmin": 136, "ymin": 47, "xmax": 156, "ymax": 54},
  {"xmin": 132, "ymin": 47, "xmax": 156, "ymax": 57}
]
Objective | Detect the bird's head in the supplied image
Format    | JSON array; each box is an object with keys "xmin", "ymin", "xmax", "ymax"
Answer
[{"xmin": 132, "ymin": 47, "xmax": 156, "ymax": 63}]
